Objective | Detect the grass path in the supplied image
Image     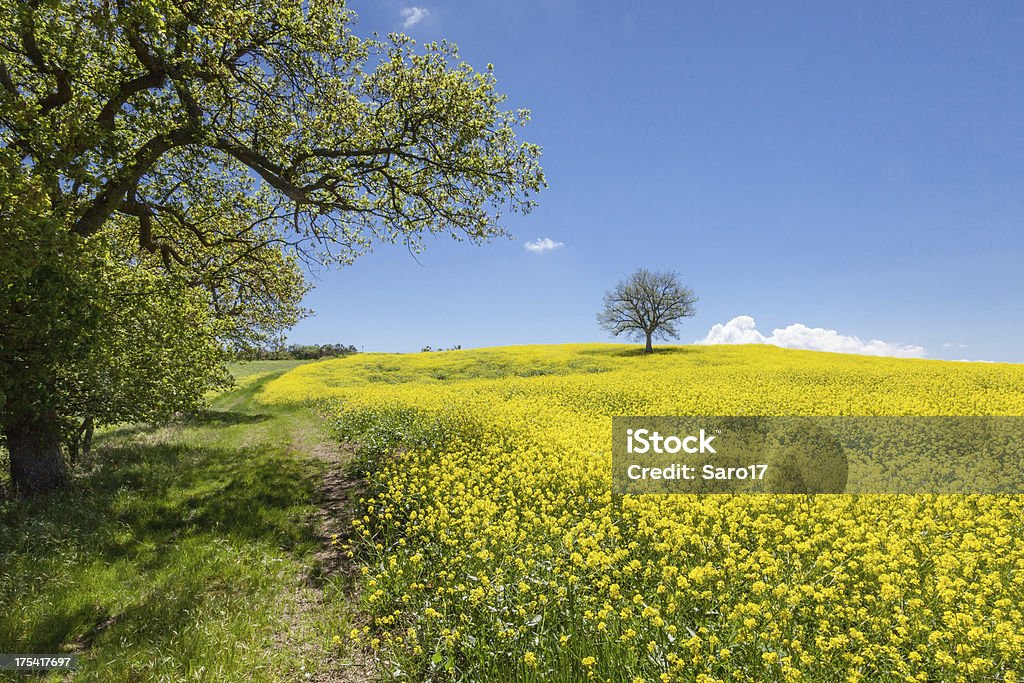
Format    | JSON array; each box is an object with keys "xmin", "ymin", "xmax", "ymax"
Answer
[{"xmin": 0, "ymin": 364, "xmax": 370, "ymax": 682}]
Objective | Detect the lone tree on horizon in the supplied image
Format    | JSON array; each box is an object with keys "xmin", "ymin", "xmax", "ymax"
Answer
[{"xmin": 598, "ymin": 269, "xmax": 698, "ymax": 353}]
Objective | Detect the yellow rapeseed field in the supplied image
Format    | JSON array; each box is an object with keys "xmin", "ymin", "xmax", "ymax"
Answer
[{"xmin": 260, "ymin": 344, "xmax": 1024, "ymax": 682}]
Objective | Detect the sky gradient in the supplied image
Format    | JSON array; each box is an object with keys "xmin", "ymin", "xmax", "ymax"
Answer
[{"xmin": 288, "ymin": 0, "xmax": 1023, "ymax": 362}]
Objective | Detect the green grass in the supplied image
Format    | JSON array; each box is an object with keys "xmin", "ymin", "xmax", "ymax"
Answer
[
  {"xmin": 226, "ymin": 359, "xmax": 312, "ymax": 384},
  {"xmin": 0, "ymin": 361, "xmax": 364, "ymax": 682}
]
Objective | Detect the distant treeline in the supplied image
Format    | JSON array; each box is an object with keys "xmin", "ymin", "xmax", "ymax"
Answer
[{"xmin": 235, "ymin": 344, "xmax": 359, "ymax": 361}]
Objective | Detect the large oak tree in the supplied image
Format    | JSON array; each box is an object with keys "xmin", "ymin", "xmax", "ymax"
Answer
[{"xmin": 0, "ymin": 0, "xmax": 544, "ymax": 493}]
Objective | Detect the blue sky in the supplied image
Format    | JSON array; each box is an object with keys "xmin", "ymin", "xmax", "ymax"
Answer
[{"xmin": 289, "ymin": 0, "xmax": 1024, "ymax": 362}]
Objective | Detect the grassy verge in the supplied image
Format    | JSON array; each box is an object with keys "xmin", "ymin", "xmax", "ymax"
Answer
[
  {"xmin": 0, "ymin": 362, "xmax": 365, "ymax": 682},
  {"xmin": 225, "ymin": 359, "xmax": 313, "ymax": 384}
]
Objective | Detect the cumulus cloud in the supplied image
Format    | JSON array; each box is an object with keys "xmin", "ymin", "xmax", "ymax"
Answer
[
  {"xmin": 400, "ymin": 6, "xmax": 430, "ymax": 28},
  {"xmin": 696, "ymin": 315, "xmax": 926, "ymax": 358},
  {"xmin": 699, "ymin": 315, "xmax": 765, "ymax": 345},
  {"xmin": 524, "ymin": 237, "xmax": 565, "ymax": 254}
]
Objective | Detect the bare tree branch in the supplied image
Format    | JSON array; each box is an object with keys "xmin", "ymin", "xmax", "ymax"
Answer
[{"xmin": 597, "ymin": 269, "xmax": 698, "ymax": 353}]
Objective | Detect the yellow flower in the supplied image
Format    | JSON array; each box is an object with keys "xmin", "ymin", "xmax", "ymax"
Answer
[{"xmin": 259, "ymin": 344, "xmax": 1024, "ymax": 682}]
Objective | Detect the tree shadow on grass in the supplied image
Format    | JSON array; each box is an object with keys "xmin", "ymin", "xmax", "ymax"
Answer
[
  {"xmin": 0, "ymin": 424, "xmax": 323, "ymax": 662},
  {"xmin": 91, "ymin": 410, "xmax": 269, "ymax": 444},
  {"xmin": 95, "ymin": 442, "xmax": 318, "ymax": 550},
  {"xmin": 602, "ymin": 346, "xmax": 698, "ymax": 358},
  {"xmin": 180, "ymin": 409, "xmax": 270, "ymax": 426}
]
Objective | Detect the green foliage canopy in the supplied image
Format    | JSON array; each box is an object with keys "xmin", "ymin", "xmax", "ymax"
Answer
[{"xmin": 0, "ymin": 0, "xmax": 543, "ymax": 491}]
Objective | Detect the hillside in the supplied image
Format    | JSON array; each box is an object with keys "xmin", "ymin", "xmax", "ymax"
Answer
[
  {"xmin": 258, "ymin": 343, "xmax": 1024, "ymax": 415},
  {"xmin": 254, "ymin": 344, "xmax": 1024, "ymax": 682}
]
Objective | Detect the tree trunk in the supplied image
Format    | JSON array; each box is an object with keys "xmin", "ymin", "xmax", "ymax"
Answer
[
  {"xmin": 645, "ymin": 333, "xmax": 653, "ymax": 354},
  {"xmin": 4, "ymin": 411, "xmax": 68, "ymax": 495}
]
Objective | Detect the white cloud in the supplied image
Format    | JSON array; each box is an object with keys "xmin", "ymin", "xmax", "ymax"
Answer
[
  {"xmin": 524, "ymin": 237, "xmax": 565, "ymax": 254},
  {"xmin": 699, "ymin": 315, "xmax": 765, "ymax": 345},
  {"xmin": 400, "ymin": 6, "xmax": 430, "ymax": 28},
  {"xmin": 696, "ymin": 315, "xmax": 926, "ymax": 358}
]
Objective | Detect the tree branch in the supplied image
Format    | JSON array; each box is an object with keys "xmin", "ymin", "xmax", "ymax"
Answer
[
  {"xmin": 18, "ymin": 2, "xmax": 73, "ymax": 113},
  {"xmin": 72, "ymin": 126, "xmax": 196, "ymax": 237},
  {"xmin": 97, "ymin": 69, "xmax": 166, "ymax": 130}
]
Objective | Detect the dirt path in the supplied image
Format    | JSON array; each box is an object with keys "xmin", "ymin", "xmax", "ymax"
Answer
[{"xmin": 265, "ymin": 395, "xmax": 375, "ymax": 682}]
